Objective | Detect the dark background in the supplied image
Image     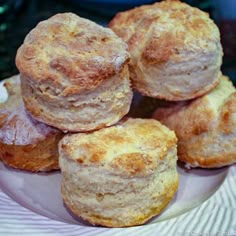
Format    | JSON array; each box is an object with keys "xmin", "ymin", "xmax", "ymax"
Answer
[{"xmin": 0, "ymin": 0, "xmax": 235, "ymax": 84}]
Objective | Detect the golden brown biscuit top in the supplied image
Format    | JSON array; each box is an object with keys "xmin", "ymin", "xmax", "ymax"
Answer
[
  {"xmin": 60, "ymin": 118, "xmax": 177, "ymax": 177},
  {"xmin": 16, "ymin": 13, "xmax": 130, "ymax": 92},
  {"xmin": 0, "ymin": 75, "xmax": 60, "ymax": 145},
  {"xmin": 109, "ymin": 0, "xmax": 220, "ymax": 64}
]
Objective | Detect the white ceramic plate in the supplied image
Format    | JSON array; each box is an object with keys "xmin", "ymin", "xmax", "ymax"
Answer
[
  {"xmin": 0, "ymin": 78, "xmax": 236, "ymax": 236},
  {"xmin": 0, "ymin": 161, "xmax": 228, "ymax": 225}
]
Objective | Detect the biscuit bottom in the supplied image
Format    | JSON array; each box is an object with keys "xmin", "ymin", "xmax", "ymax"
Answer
[{"xmin": 61, "ymin": 149, "xmax": 178, "ymax": 227}]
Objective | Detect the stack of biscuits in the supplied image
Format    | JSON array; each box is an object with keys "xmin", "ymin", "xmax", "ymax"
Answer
[
  {"xmin": 0, "ymin": 0, "xmax": 235, "ymax": 228},
  {"xmin": 1, "ymin": 10, "xmax": 179, "ymax": 227}
]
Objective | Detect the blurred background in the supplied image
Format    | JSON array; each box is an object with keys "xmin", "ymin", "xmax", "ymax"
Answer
[{"xmin": 0, "ymin": 0, "xmax": 235, "ymax": 84}]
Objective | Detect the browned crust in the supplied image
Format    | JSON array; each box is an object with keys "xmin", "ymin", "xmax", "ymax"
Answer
[
  {"xmin": 110, "ymin": 153, "xmax": 157, "ymax": 176},
  {"xmin": 16, "ymin": 13, "xmax": 130, "ymax": 93},
  {"xmin": 0, "ymin": 75, "xmax": 64, "ymax": 171},
  {"xmin": 0, "ymin": 132, "xmax": 63, "ymax": 172},
  {"xmin": 154, "ymin": 77, "xmax": 234, "ymax": 140},
  {"xmin": 61, "ymin": 176, "xmax": 179, "ymax": 227},
  {"xmin": 178, "ymin": 92, "xmax": 236, "ymax": 168},
  {"xmin": 109, "ymin": 0, "xmax": 219, "ymax": 65},
  {"xmin": 153, "ymin": 76, "xmax": 236, "ymax": 168},
  {"xmin": 59, "ymin": 118, "xmax": 177, "ymax": 177},
  {"xmin": 218, "ymin": 92, "xmax": 236, "ymax": 134}
]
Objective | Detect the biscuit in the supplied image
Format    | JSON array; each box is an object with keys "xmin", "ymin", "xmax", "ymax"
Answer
[
  {"xmin": 59, "ymin": 118, "xmax": 178, "ymax": 227},
  {"xmin": 109, "ymin": 0, "xmax": 222, "ymax": 101},
  {"xmin": 16, "ymin": 13, "xmax": 133, "ymax": 132},
  {"xmin": 153, "ymin": 75, "xmax": 236, "ymax": 168},
  {"xmin": 0, "ymin": 75, "xmax": 63, "ymax": 172}
]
